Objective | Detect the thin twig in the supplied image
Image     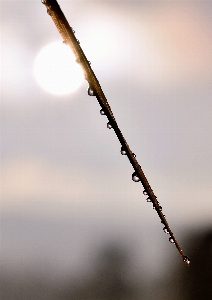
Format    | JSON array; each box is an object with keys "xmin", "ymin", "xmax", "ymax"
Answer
[{"xmin": 41, "ymin": 0, "xmax": 190, "ymax": 266}]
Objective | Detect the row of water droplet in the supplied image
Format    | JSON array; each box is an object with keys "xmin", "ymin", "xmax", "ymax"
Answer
[
  {"xmin": 87, "ymin": 86, "xmax": 114, "ymax": 130},
  {"xmin": 88, "ymin": 86, "xmax": 174, "ymax": 244},
  {"xmin": 67, "ymin": 33, "xmax": 179, "ymax": 251},
  {"xmin": 130, "ymin": 154, "xmax": 190, "ymax": 264},
  {"xmin": 131, "ymin": 170, "xmax": 180, "ymax": 245},
  {"xmin": 86, "ymin": 64, "xmax": 191, "ymax": 266},
  {"xmin": 42, "ymin": 4, "xmax": 191, "ymax": 265}
]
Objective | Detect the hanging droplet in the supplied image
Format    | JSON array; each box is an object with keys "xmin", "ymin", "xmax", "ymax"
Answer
[
  {"xmin": 107, "ymin": 122, "xmax": 112, "ymax": 129},
  {"xmin": 158, "ymin": 206, "xmax": 162, "ymax": 211},
  {"xmin": 88, "ymin": 86, "xmax": 95, "ymax": 96},
  {"xmin": 146, "ymin": 197, "xmax": 151, "ymax": 202},
  {"xmin": 183, "ymin": 256, "xmax": 191, "ymax": 266},
  {"xmin": 132, "ymin": 172, "xmax": 140, "ymax": 182},
  {"xmin": 163, "ymin": 227, "xmax": 169, "ymax": 234},
  {"xmin": 153, "ymin": 205, "xmax": 156, "ymax": 210},
  {"xmin": 121, "ymin": 146, "xmax": 127, "ymax": 155},
  {"xmin": 72, "ymin": 28, "xmax": 75, "ymax": 33},
  {"xmin": 88, "ymin": 61, "xmax": 91, "ymax": 65},
  {"xmin": 169, "ymin": 237, "xmax": 175, "ymax": 244},
  {"xmin": 143, "ymin": 190, "xmax": 148, "ymax": 195},
  {"xmin": 132, "ymin": 153, "xmax": 136, "ymax": 158},
  {"xmin": 100, "ymin": 109, "xmax": 105, "ymax": 115}
]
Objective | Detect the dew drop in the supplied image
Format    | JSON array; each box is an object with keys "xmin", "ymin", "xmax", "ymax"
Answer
[
  {"xmin": 183, "ymin": 256, "xmax": 191, "ymax": 266},
  {"xmin": 72, "ymin": 29, "xmax": 75, "ymax": 33},
  {"xmin": 100, "ymin": 109, "xmax": 105, "ymax": 115},
  {"xmin": 169, "ymin": 237, "xmax": 175, "ymax": 244},
  {"xmin": 153, "ymin": 205, "xmax": 155, "ymax": 210},
  {"xmin": 88, "ymin": 86, "xmax": 95, "ymax": 96},
  {"xmin": 132, "ymin": 153, "xmax": 136, "ymax": 158},
  {"xmin": 107, "ymin": 122, "xmax": 112, "ymax": 129},
  {"xmin": 158, "ymin": 206, "xmax": 162, "ymax": 211},
  {"xmin": 143, "ymin": 190, "xmax": 148, "ymax": 195},
  {"xmin": 77, "ymin": 39, "xmax": 80, "ymax": 44},
  {"xmin": 146, "ymin": 197, "xmax": 151, "ymax": 202},
  {"xmin": 88, "ymin": 61, "xmax": 91, "ymax": 65},
  {"xmin": 163, "ymin": 227, "xmax": 169, "ymax": 234},
  {"xmin": 121, "ymin": 146, "xmax": 127, "ymax": 155},
  {"xmin": 132, "ymin": 172, "xmax": 140, "ymax": 182}
]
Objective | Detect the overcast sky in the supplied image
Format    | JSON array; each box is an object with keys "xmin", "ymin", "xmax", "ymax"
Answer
[{"xmin": 1, "ymin": 0, "xmax": 212, "ymax": 280}]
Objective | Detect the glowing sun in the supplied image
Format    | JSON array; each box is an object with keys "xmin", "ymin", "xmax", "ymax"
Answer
[{"xmin": 34, "ymin": 41, "xmax": 84, "ymax": 95}]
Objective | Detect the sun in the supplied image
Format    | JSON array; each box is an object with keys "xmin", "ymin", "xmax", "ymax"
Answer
[{"xmin": 34, "ymin": 41, "xmax": 84, "ymax": 95}]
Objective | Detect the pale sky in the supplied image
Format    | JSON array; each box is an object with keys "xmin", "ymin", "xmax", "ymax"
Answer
[{"xmin": 1, "ymin": 0, "xmax": 212, "ymax": 280}]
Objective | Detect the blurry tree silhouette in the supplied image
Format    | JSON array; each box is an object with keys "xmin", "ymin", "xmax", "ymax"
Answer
[
  {"xmin": 178, "ymin": 229, "xmax": 212, "ymax": 300},
  {"xmin": 59, "ymin": 244, "xmax": 142, "ymax": 300}
]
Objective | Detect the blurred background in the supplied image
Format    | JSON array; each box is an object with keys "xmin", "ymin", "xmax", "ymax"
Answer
[{"xmin": 1, "ymin": 0, "xmax": 212, "ymax": 299}]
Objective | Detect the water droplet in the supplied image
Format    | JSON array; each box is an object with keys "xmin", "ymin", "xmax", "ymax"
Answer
[
  {"xmin": 88, "ymin": 86, "xmax": 95, "ymax": 96},
  {"xmin": 132, "ymin": 153, "xmax": 136, "ymax": 158},
  {"xmin": 143, "ymin": 190, "xmax": 148, "ymax": 195},
  {"xmin": 169, "ymin": 237, "xmax": 175, "ymax": 244},
  {"xmin": 121, "ymin": 146, "xmax": 127, "ymax": 155},
  {"xmin": 77, "ymin": 39, "xmax": 80, "ymax": 44},
  {"xmin": 88, "ymin": 61, "xmax": 91, "ymax": 65},
  {"xmin": 107, "ymin": 122, "xmax": 112, "ymax": 129},
  {"xmin": 163, "ymin": 227, "xmax": 169, "ymax": 234},
  {"xmin": 132, "ymin": 172, "xmax": 140, "ymax": 182},
  {"xmin": 183, "ymin": 256, "xmax": 191, "ymax": 266},
  {"xmin": 146, "ymin": 197, "xmax": 151, "ymax": 202},
  {"xmin": 100, "ymin": 109, "xmax": 105, "ymax": 115},
  {"xmin": 72, "ymin": 28, "xmax": 75, "ymax": 33},
  {"xmin": 158, "ymin": 206, "xmax": 162, "ymax": 211},
  {"xmin": 153, "ymin": 205, "xmax": 155, "ymax": 210}
]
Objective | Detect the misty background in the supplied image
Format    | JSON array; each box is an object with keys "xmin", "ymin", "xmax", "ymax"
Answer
[{"xmin": 1, "ymin": 0, "xmax": 212, "ymax": 299}]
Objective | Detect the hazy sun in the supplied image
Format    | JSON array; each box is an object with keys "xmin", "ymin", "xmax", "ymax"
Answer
[{"xmin": 34, "ymin": 41, "xmax": 84, "ymax": 95}]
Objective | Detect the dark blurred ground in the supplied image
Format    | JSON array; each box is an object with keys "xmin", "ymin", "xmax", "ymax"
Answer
[{"xmin": 1, "ymin": 228, "xmax": 212, "ymax": 300}]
